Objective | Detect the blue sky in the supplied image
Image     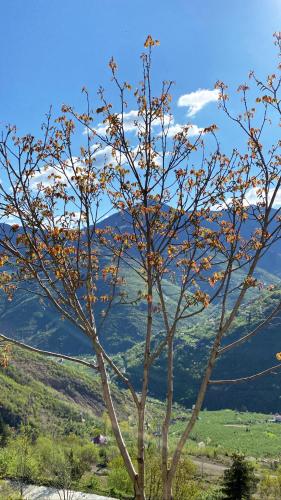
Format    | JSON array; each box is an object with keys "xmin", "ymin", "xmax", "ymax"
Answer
[
  {"xmin": 1, "ymin": 0, "xmax": 280, "ymax": 133},
  {"xmin": 0, "ymin": 0, "xmax": 281, "ymax": 214}
]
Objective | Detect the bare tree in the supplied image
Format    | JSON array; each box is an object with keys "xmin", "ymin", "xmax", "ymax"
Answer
[{"xmin": 0, "ymin": 33, "xmax": 280, "ymax": 499}]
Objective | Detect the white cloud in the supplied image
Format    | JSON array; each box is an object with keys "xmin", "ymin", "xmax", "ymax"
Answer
[
  {"xmin": 84, "ymin": 110, "xmax": 140, "ymax": 136},
  {"xmin": 92, "ymin": 145, "xmax": 113, "ymax": 162},
  {"xmin": 120, "ymin": 110, "xmax": 139, "ymax": 132},
  {"xmin": 164, "ymin": 123, "xmax": 203, "ymax": 138},
  {"xmin": 178, "ymin": 89, "xmax": 219, "ymax": 117},
  {"xmin": 30, "ymin": 166, "xmax": 61, "ymax": 188},
  {"xmin": 54, "ymin": 211, "xmax": 86, "ymax": 228},
  {"xmin": 244, "ymin": 187, "xmax": 281, "ymax": 208},
  {"xmin": 153, "ymin": 114, "xmax": 173, "ymax": 129},
  {"xmin": 29, "ymin": 157, "xmax": 83, "ymax": 188},
  {"xmin": 1, "ymin": 214, "xmax": 19, "ymax": 225},
  {"xmin": 211, "ymin": 187, "xmax": 281, "ymax": 211},
  {"xmin": 92, "ymin": 144, "xmax": 127, "ymax": 167},
  {"xmin": 84, "ymin": 110, "xmax": 173, "ymax": 136}
]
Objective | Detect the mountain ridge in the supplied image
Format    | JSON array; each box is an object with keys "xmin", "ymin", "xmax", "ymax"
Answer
[{"xmin": 0, "ymin": 207, "xmax": 280, "ymax": 412}]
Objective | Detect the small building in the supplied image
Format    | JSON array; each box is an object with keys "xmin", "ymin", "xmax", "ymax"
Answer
[{"xmin": 268, "ymin": 414, "xmax": 281, "ymax": 423}]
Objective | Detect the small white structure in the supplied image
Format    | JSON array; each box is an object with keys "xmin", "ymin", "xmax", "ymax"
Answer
[{"xmin": 198, "ymin": 441, "xmax": 205, "ymax": 448}]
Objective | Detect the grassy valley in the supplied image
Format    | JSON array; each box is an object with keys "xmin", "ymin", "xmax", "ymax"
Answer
[{"xmin": 2, "ymin": 349, "xmax": 281, "ymax": 498}]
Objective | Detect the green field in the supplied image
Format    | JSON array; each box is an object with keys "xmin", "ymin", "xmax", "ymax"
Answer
[{"xmin": 169, "ymin": 409, "xmax": 281, "ymax": 459}]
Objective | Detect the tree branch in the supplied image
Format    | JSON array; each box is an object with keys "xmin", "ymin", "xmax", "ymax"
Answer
[
  {"xmin": 0, "ymin": 333, "xmax": 98, "ymax": 371},
  {"xmin": 209, "ymin": 363, "xmax": 281, "ymax": 384},
  {"xmin": 219, "ymin": 300, "xmax": 281, "ymax": 356}
]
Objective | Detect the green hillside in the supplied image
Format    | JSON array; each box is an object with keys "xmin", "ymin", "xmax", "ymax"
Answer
[
  {"xmin": 0, "ymin": 347, "xmax": 131, "ymax": 434},
  {"xmin": 0, "ymin": 209, "xmax": 281, "ymax": 414},
  {"xmin": 1, "ymin": 209, "xmax": 280, "ymax": 357},
  {"xmin": 119, "ymin": 287, "xmax": 281, "ymax": 412},
  {"xmin": 2, "ymin": 270, "xmax": 281, "ymax": 413}
]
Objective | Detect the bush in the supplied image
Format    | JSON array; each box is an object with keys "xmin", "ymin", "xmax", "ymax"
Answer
[
  {"xmin": 145, "ymin": 450, "xmax": 202, "ymax": 500},
  {"xmin": 5, "ymin": 435, "xmax": 38, "ymax": 484},
  {"xmin": 0, "ymin": 449, "xmax": 9, "ymax": 478},
  {"xmin": 107, "ymin": 456, "xmax": 133, "ymax": 497},
  {"xmin": 0, "ymin": 480, "xmax": 23, "ymax": 499},
  {"xmin": 259, "ymin": 467, "xmax": 281, "ymax": 499},
  {"xmin": 76, "ymin": 443, "xmax": 99, "ymax": 473},
  {"xmin": 145, "ymin": 452, "xmax": 162, "ymax": 499},
  {"xmin": 78, "ymin": 471, "xmax": 101, "ymax": 493}
]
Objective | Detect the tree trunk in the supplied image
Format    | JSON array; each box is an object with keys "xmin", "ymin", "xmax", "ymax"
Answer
[
  {"xmin": 95, "ymin": 349, "xmax": 139, "ymax": 490},
  {"xmin": 162, "ymin": 473, "xmax": 173, "ymax": 500},
  {"xmin": 134, "ymin": 486, "xmax": 146, "ymax": 500}
]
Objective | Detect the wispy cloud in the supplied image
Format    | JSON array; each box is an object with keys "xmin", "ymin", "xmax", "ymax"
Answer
[
  {"xmin": 178, "ymin": 89, "xmax": 219, "ymax": 117},
  {"xmin": 84, "ymin": 110, "xmax": 173, "ymax": 136},
  {"xmin": 120, "ymin": 110, "xmax": 139, "ymax": 132},
  {"xmin": 211, "ymin": 187, "xmax": 281, "ymax": 211},
  {"xmin": 84, "ymin": 110, "xmax": 140, "ymax": 136},
  {"xmin": 29, "ymin": 157, "xmax": 82, "ymax": 188},
  {"xmin": 244, "ymin": 187, "xmax": 281, "ymax": 208},
  {"xmin": 164, "ymin": 123, "xmax": 203, "ymax": 138}
]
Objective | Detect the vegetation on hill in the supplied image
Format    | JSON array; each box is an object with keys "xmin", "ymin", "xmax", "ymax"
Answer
[
  {"xmin": 1, "ymin": 253, "xmax": 281, "ymax": 414},
  {"xmin": 3, "ymin": 348, "xmax": 281, "ymax": 497},
  {"xmin": 0, "ymin": 347, "xmax": 130, "ymax": 434},
  {"xmin": 116, "ymin": 287, "xmax": 281, "ymax": 412},
  {"xmin": 1, "ymin": 211, "xmax": 280, "ymax": 358}
]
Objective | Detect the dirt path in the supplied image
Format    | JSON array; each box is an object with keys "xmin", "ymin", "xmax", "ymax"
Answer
[{"xmin": 191, "ymin": 458, "xmax": 227, "ymax": 476}]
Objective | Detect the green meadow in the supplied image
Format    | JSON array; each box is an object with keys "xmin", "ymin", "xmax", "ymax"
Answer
[{"xmin": 169, "ymin": 409, "xmax": 281, "ymax": 459}]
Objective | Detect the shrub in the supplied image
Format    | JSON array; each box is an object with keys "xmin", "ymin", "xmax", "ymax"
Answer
[
  {"xmin": 145, "ymin": 450, "xmax": 202, "ymax": 500},
  {"xmin": 78, "ymin": 471, "xmax": 101, "ymax": 493},
  {"xmin": 107, "ymin": 456, "xmax": 133, "ymax": 496},
  {"xmin": 0, "ymin": 480, "xmax": 23, "ymax": 499},
  {"xmin": 259, "ymin": 467, "xmax": 281, "ymax": 499}
]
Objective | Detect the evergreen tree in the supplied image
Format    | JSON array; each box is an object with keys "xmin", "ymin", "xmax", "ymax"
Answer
[
  {"xmin": 0, "ymin": 415, "xmax": 9, "ymax": 447},
  {"xmin": 222, "ymin": 454, "xmax": 258, "ymax": 500}
]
